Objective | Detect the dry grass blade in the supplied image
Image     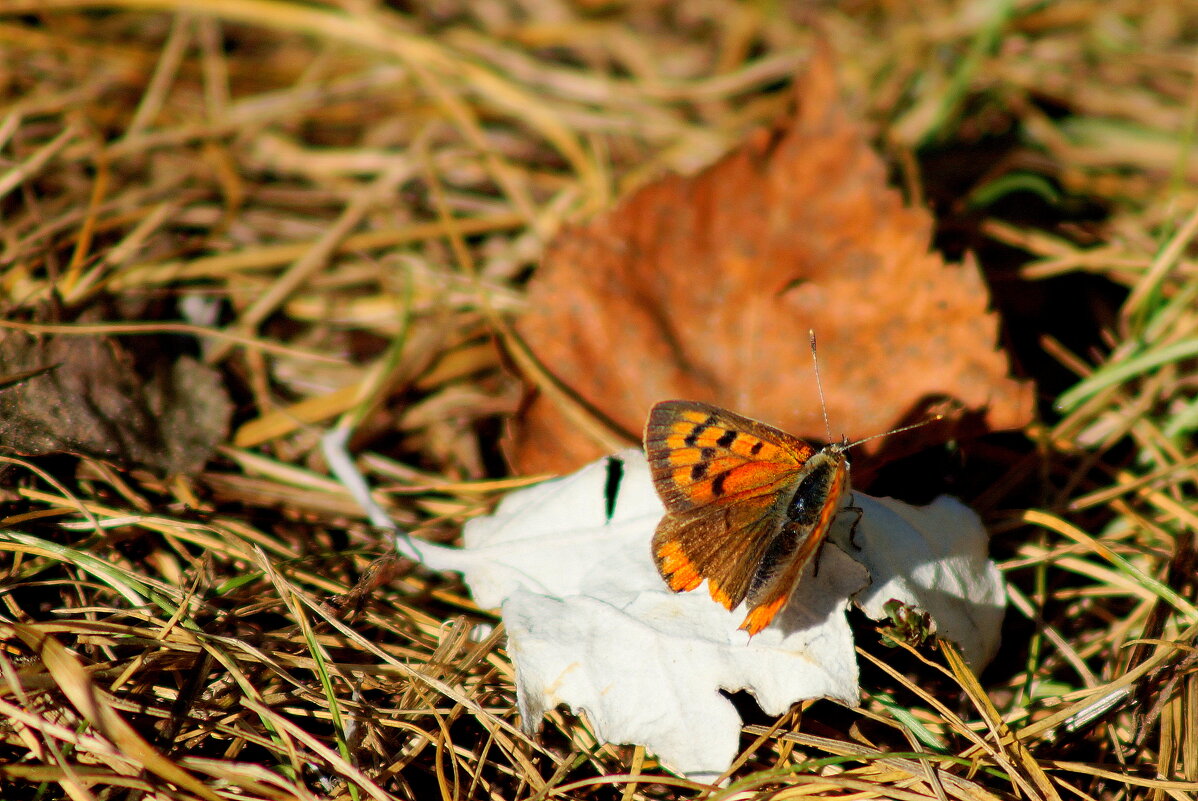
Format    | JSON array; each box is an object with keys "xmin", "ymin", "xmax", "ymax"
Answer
[
  {"xmin": 939, "ymin": 642, "xmax": 1061, "ymax": 801},
  {"xmin": 6, "ymin": 624, "xmax": 224, "ymax": 801}
]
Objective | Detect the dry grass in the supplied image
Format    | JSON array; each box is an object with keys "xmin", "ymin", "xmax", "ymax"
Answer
[{"xmin": 1, "ymin": 1, "xmax": 1197, "ymax": 799}]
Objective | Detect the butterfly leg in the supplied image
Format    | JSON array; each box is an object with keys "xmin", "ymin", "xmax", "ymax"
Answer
[{"xmin": 844, "ymin": 498, "xmax": 865, "ymax": 549}]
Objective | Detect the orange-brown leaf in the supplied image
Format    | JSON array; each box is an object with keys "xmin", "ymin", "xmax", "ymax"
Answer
[{"xmin": 506, "ymin": 50, "xmax": 1032, "ymax": 475}]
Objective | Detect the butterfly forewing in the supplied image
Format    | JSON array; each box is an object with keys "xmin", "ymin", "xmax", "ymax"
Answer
[
  {"xmin": 645, "ymin": 400, "xmax": 821, "ymax": 615},
  {"xmin": 645, "ymin": 401, "xmax": 815, "ymax": 512}
]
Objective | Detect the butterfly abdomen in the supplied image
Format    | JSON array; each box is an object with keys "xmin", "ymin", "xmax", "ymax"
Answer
[{"xmin": 742, "ymin": 446, "xmax": 850, "ymax": 630}]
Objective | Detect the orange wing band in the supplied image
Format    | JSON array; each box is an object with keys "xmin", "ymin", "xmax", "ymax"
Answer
[
  {"xmin": 739, "ymin": 595, "xmax": 789, "ymax": 636},
  {"xmin": 707, "ymin": 581, "xmax": 733, "ymax": 610},
  {"xmin": 657, "ymin": 541, "xmax": 703, "ymax": 592}
]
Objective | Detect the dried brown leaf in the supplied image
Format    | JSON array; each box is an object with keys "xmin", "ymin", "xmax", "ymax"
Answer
[
  {"xmin": 507, "ymin": 50, "xmax": 1032, "ymax": 475},
  {"xmin": 0, "ymin": 332, "xmax": 231, "ymax": 475}
]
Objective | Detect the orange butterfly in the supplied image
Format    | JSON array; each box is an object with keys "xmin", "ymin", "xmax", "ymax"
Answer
[{"xmin": 644, "ymin": 400, "xmax": 851, "ymax": 636}]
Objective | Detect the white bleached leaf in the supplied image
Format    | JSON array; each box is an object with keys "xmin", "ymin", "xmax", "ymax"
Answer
[
  {"xmin": 448, "ymin": 449, "xmax": 1004, "ymax": 779},
  {"xmin": 843, "ymin": 493, "xmax": 1005, "ymax": 666}
]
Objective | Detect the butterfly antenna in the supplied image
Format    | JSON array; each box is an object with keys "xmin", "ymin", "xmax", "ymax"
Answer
[
  {"xmin": 809, "ymin": 330, "xmax": 834, "ymax": 444},
  {"xmin": 846, "ymin": 414, "xmax": 945, "ymax": 451}
]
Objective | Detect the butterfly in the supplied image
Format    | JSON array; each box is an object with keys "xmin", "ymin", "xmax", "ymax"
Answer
[{"xmin": 644, "ymin": 400, "xmax": 852, "ymax": 636}]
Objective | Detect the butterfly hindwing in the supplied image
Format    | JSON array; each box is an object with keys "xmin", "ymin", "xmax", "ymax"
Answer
[{"xmin": 652, "ymin": 493, "xmax": 781, "ymax": 611}]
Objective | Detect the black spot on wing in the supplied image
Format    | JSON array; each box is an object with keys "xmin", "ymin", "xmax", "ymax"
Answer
[
  {"xmin": 716, "ymin": 430, "xmax": 738, "ymax": 448},
  {"xmin": 682, "ymin": 415, "xmax": 719, "ymax": 447}
]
